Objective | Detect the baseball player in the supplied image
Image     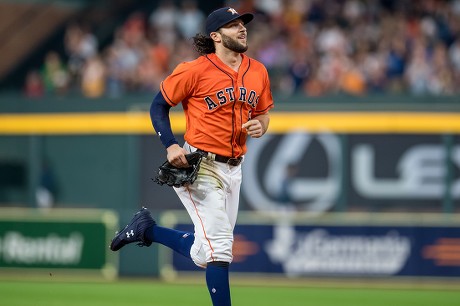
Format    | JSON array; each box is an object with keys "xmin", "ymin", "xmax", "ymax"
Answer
[{"xmin": 110, "ymin": 7, "xmax": 274, "ymax": 306}]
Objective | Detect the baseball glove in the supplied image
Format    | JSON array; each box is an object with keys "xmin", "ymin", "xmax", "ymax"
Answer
[{"xmin": 153, "ymin": 151, "xmax": 203, "ymax": 187}]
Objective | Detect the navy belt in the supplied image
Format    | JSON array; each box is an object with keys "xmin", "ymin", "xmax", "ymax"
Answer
[{"xmin": 196, "ymin": 149, "xmax": 243, "ymax": 166}]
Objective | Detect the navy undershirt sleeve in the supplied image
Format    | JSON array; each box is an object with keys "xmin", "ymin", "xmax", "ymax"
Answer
[{"xmin": 150, "ymin": 92, "xmax": 178, "ymax": 148}]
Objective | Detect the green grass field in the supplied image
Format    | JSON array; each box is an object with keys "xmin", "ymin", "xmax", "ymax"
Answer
[{"xmin": 1, "ymin": 278, "xmax": 460, "ymax": 306}]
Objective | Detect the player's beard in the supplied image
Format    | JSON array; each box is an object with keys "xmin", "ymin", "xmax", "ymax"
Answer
[{"xmin": 221, "ymin": 33, "xmax": 248, "ymax": 53}]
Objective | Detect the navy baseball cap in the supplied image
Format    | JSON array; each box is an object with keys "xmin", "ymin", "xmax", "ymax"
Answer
[{"xmin": 205, "ymin": 7, "xmax": 254, "ymax": 36}]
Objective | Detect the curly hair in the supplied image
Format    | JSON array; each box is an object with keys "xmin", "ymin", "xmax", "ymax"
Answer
[{"xmin": 192, "ymin": 33, "xmax": 215, "ymax": 55}]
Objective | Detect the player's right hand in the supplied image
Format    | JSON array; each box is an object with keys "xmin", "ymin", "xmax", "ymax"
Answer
[{"xmin": 166, "ymin": 144, "xmax": 189, "ymax": 168}]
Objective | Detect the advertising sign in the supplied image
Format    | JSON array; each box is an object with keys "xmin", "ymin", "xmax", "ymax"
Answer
[
  {"xmin": 242, "ymin": 132, "xmax": 459, "ymax": 212},
  {"xmin": 162, "ymin": 212, "xmax": 460, "ymax": 278},
  {"xmin": 0, "ymin": 209, "xmax": 118, "ymax": 278}
]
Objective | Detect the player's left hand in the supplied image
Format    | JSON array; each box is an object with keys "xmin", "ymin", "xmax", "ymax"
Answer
[{"xmin": 242, "ymin": 119, "xmax": 263, "ymax": 138}]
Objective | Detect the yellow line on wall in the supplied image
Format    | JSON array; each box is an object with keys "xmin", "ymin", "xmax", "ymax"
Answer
[
  {"xmin": 0, "ymin": 112, "xmax": 160, "ymax": 135},
  {"xmin": 269, "ymin": 112, "xmax": 460, "ymax": 134},
  {"xmin": 0, "ymin": 112, "xmax": 460, "ymax": 134}
]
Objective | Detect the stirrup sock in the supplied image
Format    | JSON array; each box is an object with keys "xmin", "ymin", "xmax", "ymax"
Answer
[{"xmin": 145, "ymin": 225, "xmax": 194, "ymax": 260}]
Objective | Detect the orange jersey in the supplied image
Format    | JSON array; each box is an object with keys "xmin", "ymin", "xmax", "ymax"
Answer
[{"xmin": 160, "ymin": 53, "xmax": 274, "ymax": 158}]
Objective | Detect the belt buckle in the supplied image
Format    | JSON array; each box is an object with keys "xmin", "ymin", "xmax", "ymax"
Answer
[{"xmin": 227, "ymin": 157, "xmax": 241, "ymax": 166}]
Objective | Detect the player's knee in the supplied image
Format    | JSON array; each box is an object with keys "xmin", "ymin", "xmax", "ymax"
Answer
[
  {"xmin": 191, "ymin": 234, "xmax": 234, "ymax": 266},
  {"xmin": 221, "ymin": 236, "xmax": 234, "ymax": 261},
  {"xmin": 190, "ymin": 243, "xmax": 207, "ymax": 268},
  {"xmin": 209, "ymin": 241, "xmax": 234, "ymax": 264}
]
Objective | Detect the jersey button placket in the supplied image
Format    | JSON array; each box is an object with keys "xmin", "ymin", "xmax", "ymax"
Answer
[{"xmin": 234, "ymin": 79, "xmax": 245, "ymax": 157}]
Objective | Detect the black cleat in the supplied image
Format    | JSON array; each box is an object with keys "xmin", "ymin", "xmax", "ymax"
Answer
[{"xmin": 110, "ymin": 207, "xmax": 156, "ymax": 251}]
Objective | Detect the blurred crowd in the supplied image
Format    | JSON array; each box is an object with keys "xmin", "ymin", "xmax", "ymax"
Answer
[{"xmin": 23, "ymin": 0, "xmax": 460, "ymax": 99}]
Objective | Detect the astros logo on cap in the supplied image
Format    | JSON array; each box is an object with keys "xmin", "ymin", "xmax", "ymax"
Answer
[{"xmin": 227, "ymin": 8, "xmax": 238, "ymax": 15}]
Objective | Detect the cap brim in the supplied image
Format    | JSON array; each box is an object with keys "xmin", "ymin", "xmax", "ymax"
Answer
[{"xmin": 240, "ymin": 13, "xmax": 254, "ymax": 25}]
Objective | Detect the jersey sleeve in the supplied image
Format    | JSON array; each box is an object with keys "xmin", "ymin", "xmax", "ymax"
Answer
[
  {"xmin": 253, "ymin": 66, "xmax": 274, "ymax": 115},
  {"xmin": 160, "ymin": 62, "xmax": 196, "ymax": 106}
]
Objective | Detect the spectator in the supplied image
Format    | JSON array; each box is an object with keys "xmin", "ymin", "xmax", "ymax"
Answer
[
  {"xmin": 23, "ymin": 70, "xmax": 44, "ymax": 98},
  {"xmin": 449, "ymin": 38, "xmax": 460, "ymax": 71},
  {"xmin": 340, "ymin": 65, "xmax": 366, "ymax": 96},
  {"xmin": 149, "ymin": 0, "xmax": 178, "ymax": 50},
  {"xmin": 81, "ymin": 54, "xmax": 106, "ymax": 98},
  {"xmin": 110, "ymin": 26, "xmax": 144, "ymax": 92},
  {"xmin": 136, "ymin": 42, "xmax": 167, "ymax": 92},
  {"xmin": 122, "ymin": 12, "xmax": 147, "ymax": 46},
  {"xmin": 41, "ymin": 51, "xmax": 70, "ymax": 95},
  {"xmin": 405, "ymin": 38, "xmax": 431, "ymax": 95},
  {"xmin": 104, "ymin": 45, "xmax": 125, "ymax": 98},
  {"xmin": 428, "ymin": 42, "xmax": 455, "ymax": 95},
  {"xmin": 64, "ymin": 23, "xmax": 98, "ymax": 86},
  {"xmin": 176, "ymin": 0, "xmax": 205, "ymax": 39}
]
